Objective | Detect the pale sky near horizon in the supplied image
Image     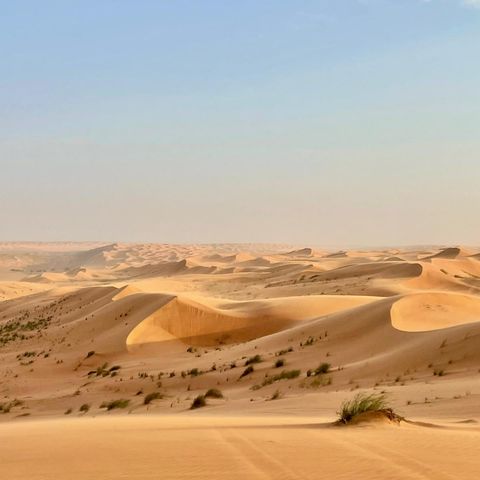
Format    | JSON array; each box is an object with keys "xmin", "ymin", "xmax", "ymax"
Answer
[{"xmin": 1, "ymin": 0, "xmax": 479, "ymax": 246}]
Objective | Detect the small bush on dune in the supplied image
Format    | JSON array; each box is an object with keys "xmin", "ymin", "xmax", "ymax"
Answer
[
  {"xmin": 261, "ymin": 369, "xmax": 300, "ymax": 387},
  {"xmin": 239, "ymin": 365, "xmax": 254, "ymax": 379},
  {"xmin": 190, "ymin": 395, "xmax": 206, "ymax": 409},
  {"xmin": 337, "ymin": 393, "xmax": 397, "ymax": 424},
  {"xmin": 205, "ymin": 388, "xmax": 223, "ymax": 399},
  {"xmin": 274, "ymin": 358, "xmax": 285, "ymax": 368},
  {"xmin": 144, "ymin": 392, "xmax": 162, "ymax": 405},
  {"xmin": 79, "ymin": 403, "xmax": 90, "ymax": 413},
  {"xmin": 307, "ymin": 363, "xmax": 331, "ymax": 377},
  {"xmin": 100, "ymin": 399, "xmax": 130, "ymax": 411},
  {"xmin": 245, "ymin": 355, "xmax": 262, "ymax": 366},
  {"xmin": 270, "ymin": 390, "xmax": 282, "ymax": 401},
  {"xmin": 275, "ymin": 347, "xmax": 293, "ymax": 356},
  {"xmin": 315, "ymin": 363, "xmax": 331, "ymax": 375}
]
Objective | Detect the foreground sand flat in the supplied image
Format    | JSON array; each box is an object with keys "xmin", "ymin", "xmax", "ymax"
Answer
[{"xmin": 1, "ymin": 415, "xmax": 479, "ymax": 480}]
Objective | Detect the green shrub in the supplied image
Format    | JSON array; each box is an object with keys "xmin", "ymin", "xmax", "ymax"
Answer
[
  {"xmin": 270, "ymin": 390, "xmax": 281, "ymax": 400},
  {"xmin": 275, "ymin": 347, "xmax": 293, "ymax": 356},
  {"xmin": 261, "ymin": 369, "xmax": 300, "ymax": 387},
  {"xmin": 205, "ymin": 388, "xmax": 223, "ymax": 399},
  {"xmin": 239, "ymin": 365, "xmax": 254, "ymax": 378},
  {"xmin": 245, "ymin": 355, "xmax": 262, "ymax": 366},
  {"xmin": 315, "ymin": 363, "xmax": 331, "ymax": 375},
  {"xmin": 100, "ymin": 399, "xmax": 130, "ymax": 410},
  {"xmin": 144, "ymin": 392, "xmax": 162, "ymax": 405},
  {"xmin": 337, "ymin": 393, "xmax": 389, "ymax": 424},
  {"xmin": 190, "ymin": 395, "xmax": 206, "ymax": 409}
]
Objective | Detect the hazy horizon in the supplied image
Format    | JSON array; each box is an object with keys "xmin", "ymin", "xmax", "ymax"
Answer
[{"xmin": 2, "ymin": 1, "xmax": 479, "ymax": 245}]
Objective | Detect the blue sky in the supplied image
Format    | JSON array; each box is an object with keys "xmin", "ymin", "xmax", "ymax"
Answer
[{"xmin": 1, "ymin": 1, "xmax": 479, "ymax": 245}]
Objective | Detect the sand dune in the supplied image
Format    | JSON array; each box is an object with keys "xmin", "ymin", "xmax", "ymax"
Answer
[
  {"xmin": 391, "ymin": 291, "xmax": 480, "ymax": 331},
  {"xmin": 126, "ymin": 294, "xmax": 379, "ymax": 348},
  {"xmin": 1, "ymin": 242, "xmax": 480, "ymax": 479}
]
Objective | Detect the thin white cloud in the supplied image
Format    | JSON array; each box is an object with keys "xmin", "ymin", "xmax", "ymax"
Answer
[{"xmin": 463, "ymin": 0, "xmax": 480, "ymax": 8}]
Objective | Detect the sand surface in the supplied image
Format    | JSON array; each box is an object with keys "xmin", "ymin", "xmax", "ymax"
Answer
[
  {"xmin": 1, "ymin": 242, "xmax": 480, "ymax": 478},
  {"xmin": 2, "ymin": 416, "xmax": 480, "ymax": 479}
]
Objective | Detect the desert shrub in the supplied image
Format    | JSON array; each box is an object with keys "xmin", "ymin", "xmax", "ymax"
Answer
[
  {"xmin": 434, "ymin": 369, "xmax": 446, "ymax": 376},
  {"xmin": 144, "ymin": 392, "xmax": 162, "ymax": 405},
  {"xmin": 301, "ymin": 336, "xmax": 316, "ymax": 347},
  {"xmin": 245, "ymin": 355, "xmax": 262, "ymax": 366},
  {"xmin": 239, "ymin": 365, "xmax": 255, "ymax": 378},
  {"xmin": 274, "ymin": 358, "xmax": 285, "ymax": 368},
  {"xmin": 275, "ymin": 347, "xmax": 293, "ymax": 356},
  {"xmin": 314, "ymin": 363, "xmax": 331, "ymax": 375},
  {"xmin": 190, "ymin": 395, "xmax": 206, "ymax": 409},
  {"xmin": 270, "ymin": 390, "xmax": 281, "ymax": 400},
  {"xmin": 261, "ymin": 369, "xmax": 301, "ymax": 387},
  {"xmin": 64, "ymin": 408, "xmax": 72, "ymax": 415},
  {"xmin": 101, "ymin": 399, "xmax": 130, "ymax": 410},
  {"xmin": 86, "ymin": 350, "xmax": 95, "ymax": 358},
  {"xmin": 79, "ymin": 403, "xmax": 90, "ymax": 413},
  {"xmin": 205, "ymin": 388, "xmax": 223, "ymax": 399},
  {"xmin": 337, "ymin": 393, "xmax": 389, "ymax": 424},
  {"xmin": 0, "ymin": 399, "xmax": 23, "ymax": 414},
  {"xmin": 311, "ymin": 376, "xmax": 332, "ymax": 387}
]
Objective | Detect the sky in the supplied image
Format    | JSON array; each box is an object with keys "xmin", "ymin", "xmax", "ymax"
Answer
[{"xmin": 1, "ymin": 0, "xmax": 479, "ymax": 246}]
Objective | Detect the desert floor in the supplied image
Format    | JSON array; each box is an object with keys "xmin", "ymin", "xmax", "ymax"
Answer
[{"xmin": 1, "ymin": 242, "xmax": 480, "ymax": 478}]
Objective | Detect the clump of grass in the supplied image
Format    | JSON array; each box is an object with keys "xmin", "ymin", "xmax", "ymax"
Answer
[
  {"xmin": 270, "ymin": 390, "xmax": 282, "ymax": 400},
  {"xmin": 64, "ymin": 408, "xmax": 72, "ymax": 415},
  {"xmin": 275, "ymin": 347, "xmax": 294, "ymax": 356},
  {"xmin": 239, "ymin": 365, "xmax": 255, "ymax": 379},
  {"xmin": 79, "ymin": 403, "xmax": 90, "ymax": 413},
  {"xmin": 300, "ymin": 336, "xmax": 316, "ymax": 347},
  {"xmin": 85, "ymin": 350, "xmax": 95, "ymax": 358},
  {"xmin": 302, "ymin": 376, "xmax": 332, "ymax": 388},
  {"xmin": 88, "ymin": 362, "xmax": 120, "ymax": 378},
  {"xmin": 307, "ymin": 362, "xmax": 330, "ymax": 377},
  {"xmin": 190, "ymin": 395, "xmax": 206, "ymax": 409},
  {"xmin": 274, "ymin": 358, "xmax": 285, "ymax": 368},
  {"xmin": 205, "ymin": 388, "xmax": 223, "ymax": 399},
  {"xmin": 245, "ymin": 355, "xmax": 262, "ymax": 366},
  {"xmin": 337, "ymin": 393, "xmax": 395, "ymax": 424},
  {"xmin": 144, "ymin": 392, "xmax": 162, "ymax": 405},
  {"xmin": 100, "ymin": 399, "xmax": 130, "ymax": 411},
  {"xmin": 0, "ymin": 399, "xmax": 23, "ymax": 414},
  {"xmin": 261, "ymin": 369, "xmax": 301, "ymax": 387},
  {"xmin": 434, "ymin": 369, "xmax": 446, "ymax": 376}
]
